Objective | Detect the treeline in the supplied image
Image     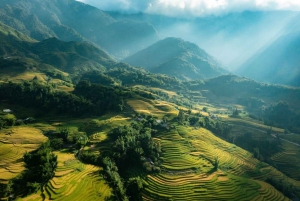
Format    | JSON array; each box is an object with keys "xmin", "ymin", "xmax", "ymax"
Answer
[
  {"xmin": 0, "ymin": 80, "xmax": 132, "ymax": 116},
  {"xmin": 263, "ymin": 101, "xmax": 300, "ymax": 133},
  {"xmin": 77, "ymin": 63, "xmax": 185, "ymax": 90},
  {"xmin": 238, "ymin": 98, "xmax": 300, "ymax": 133},
  {"xmin": 177, "ymin": 110, "xmax": 232, "ymax": 140},
  {"xmin": 266, "ymin": 177, "xmax": 300, "ymax": 199},
  {"xmin": 234, "ymin": 131, "xmax": 281, "ymax": 159}
]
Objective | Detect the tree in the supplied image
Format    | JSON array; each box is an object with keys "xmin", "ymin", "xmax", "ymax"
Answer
[
  {"xmin": 232, "ymin": 108, "xmax": 239, "ymax": 116},
  {"xmin": 126, "ymin": 177, "xmax": 143, "ymax": 201},
  {"xmin": 214, "ymin": 157, "xmax": 219, "ymax": 170},
  {"xmin": 50, "ymin": 138, "xmax": 63, "ymax": 150},
  {"xmin": 58, "ymin": 127, "xmax": 70, "ymax": 142},
  {"xmin": 177, "ymin": 109, "xmax": 185, "ymax": 124},
  {"xmin": 23, "ymin": 141, "xmax": 58, "ymax": 185}
]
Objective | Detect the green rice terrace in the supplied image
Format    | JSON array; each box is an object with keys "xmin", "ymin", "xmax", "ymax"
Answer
[{"xmin": 0, "ymin": 88, "xmax": 300, "ymax": 201}]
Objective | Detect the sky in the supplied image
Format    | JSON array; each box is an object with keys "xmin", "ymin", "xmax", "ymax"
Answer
[{"xmin": 77, "ymin": 0, "xmax": 300, "ymax": 17}]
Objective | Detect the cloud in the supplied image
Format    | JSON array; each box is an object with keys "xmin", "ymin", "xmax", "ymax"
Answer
[{"xmin": 77, "ymin": 0, "xmax": 300, "ymax": 17}]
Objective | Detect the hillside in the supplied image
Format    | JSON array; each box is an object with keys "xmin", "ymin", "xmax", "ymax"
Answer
[
  {"xmin": 123, "ymin": 37, "xmax": 227, "ymax": 80},
  {"xmin": 0, "ymin": 22, "xmax": 116, "ymax": 75},
  {"xmin": 236, "ymin": 31, "xmax": 300, "ymax": 86},
  {"xmin": 188, "ymin": 75, "xmax": 300, "ymax": 109},
  {"xmin": 1, "ymin": 2, "xmax": 300, "ymax": 199},
  {"xmin": 0, "ymin": 23, "xmax": 185, "ymax": 92},
  {"xmin": 1, "ymin": 88, "xmax": 300, "ymax": 200},
  {"xmin": 0, "ymin": 0, "xmax": 159, "ymax": 59}
]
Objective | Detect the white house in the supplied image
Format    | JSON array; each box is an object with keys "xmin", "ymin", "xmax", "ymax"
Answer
[{"xmin": 3, "ymin": 109, "xmax": 12, "ymax": 113}]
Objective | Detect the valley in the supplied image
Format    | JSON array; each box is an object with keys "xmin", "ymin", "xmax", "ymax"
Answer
[{"xmin": 0, "ymin": 0, "xmax": 300, "ymax": 200}]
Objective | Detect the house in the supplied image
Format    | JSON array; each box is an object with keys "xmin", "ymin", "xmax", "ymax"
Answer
[
  {"xmin": 156, "ymin": 120, "xmax": 163, "ymax": 124},
  {"xmin": 3, "ymin": 109, "xmax": 12, "ymax": 113}
]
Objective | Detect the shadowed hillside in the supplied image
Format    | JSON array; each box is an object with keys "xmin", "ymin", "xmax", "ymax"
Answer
[
  {"xmin": 0, "ymin": 0, "xmax": 159, "ymax": 59},
  {"xmin": 237, "ymin": 31, "xmax": 300, "ymax": 86},
  {"xmin": 123, "ymin": 37, "xmax": 227, "ymax": 80}
]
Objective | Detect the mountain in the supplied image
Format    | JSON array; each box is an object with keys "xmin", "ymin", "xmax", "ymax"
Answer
[
  {"xmin": 0, "ymin": 22, "xmax": 115, "ymax": 76},
  {"xmin": 236, "ymin": 31, "xmax": 300, "ymax": 86},
  {"xmin": 109, "ymin": 11, "xmax": 300, "ymax": 70},
  {"xmin": 0, "ymin": 22, "xmax": 184, "ymax": 90},
  {"xmin": 0, "ymin": 21, "xmax": 36, "ymax": 43},
  {"xmin": 0, "ymin": 0, "xmax": 159, "ymax": 59},
  {"xmin": 123, "ymin": 37, "xmax": 227, "ymax": 80}
]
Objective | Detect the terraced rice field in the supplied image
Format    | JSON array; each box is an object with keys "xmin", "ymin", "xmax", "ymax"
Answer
[
  {"xmin": 127, "ymin": 99, "xmax": 178, "ymax": 118},
  {"xmin": 222, "ymin": 117, "xmax": 284, "ymax": 133},
  {"xmin": 7, "ymin": 72, "xmax": 47, "ymax": 82},
  {"xmin": 142, "ymin": 125, "xmax": 292, "ymax": 200},
  {"xmin": 0, "ymin": 127, "xmax": 47, "ymax": 182},
  {"xmin": 79, "ymin": 114, "xmax": 131, "ymax": 137},
  {"xmin": 271, "ymin": 141, "xmax": 300, "ymax": 180},
  {"xmin": 279, "ymin": 134, "xmax": 300, "ymax": 145},
  {"xmin": 22, "ymin": 152, "xmax": 112, "ymax": 201}
]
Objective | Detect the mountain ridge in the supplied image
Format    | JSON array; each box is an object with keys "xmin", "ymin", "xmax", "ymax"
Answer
[
  {"xmin": 236, "ymin": 30, "xmax": 300, "ymax": 86},
  {"xmin": 123, "ymin": 37, "xmax": 227, "ymax": 80},
  {"xmin": 0, "ymin": 0, "xmax": 160, "ymax": 59}
]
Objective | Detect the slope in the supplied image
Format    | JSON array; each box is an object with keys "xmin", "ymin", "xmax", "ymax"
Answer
[
  {"xmin": 0, "ymin": 0, "xmax": 159, "ymax": 59},
  {"xmin": 188, "ymin": 74, "xmax": 300, "ymax": 110},
  {"xmin": 236, "ymin": 30, "xmax": 300, "ymax": 86},
  {"xmin": 123, "ymin": 37, "xmax": 227, "ymax": 80},
  {"xmin": 0, "ymin": 22, "xmax": 116, "ymax": 76}
]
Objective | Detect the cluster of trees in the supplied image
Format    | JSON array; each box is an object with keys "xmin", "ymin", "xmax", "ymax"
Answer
[
  {"xmin": 100, "ymin": 118, "xmax": 161, "ymax": 201},
  {"xmin": 263, "ymin": 101, "xmax": 300, "ymax": 133},
  {"xmin": 234, "ymin": 132, "xmax": 281, "ymax": 160},
  {"xmin": 0, "ymin": 81, "xmax": 93, "ymax": 115},
  {"xmin": 73, "ymin": 80, "xmax": 131, "ymax": 113},
  {"xmin": 237, "ymin": 97, "xmax": 265, "ymax": 111},
  {"xmin": 105, "ymin": 63, "xmax": 184, "ymax": 90},
  {"xmin": 266, "ymin": 177, "xmax": 300, "ymax": 199},
  {"xmin": 46, "ymin": 127, "xmax": 88, "ymax": 150},
  {"xmin": 109, "ymin": 121, "xmax": 161, "ymax": 175},
  {"xmin": 177, "ymin": 110, "xmax": 232, "ymax": 140},
  {"xmin": 0, "ymin": 114, "xmax": 17, "ymax": 128},
  {"xmin": 0, "ymin": 80, "xmax": 131, "ymax": 116},
  {"xmin": 3, "ymin": 141, "xmax": 57, "ymax": 197}
]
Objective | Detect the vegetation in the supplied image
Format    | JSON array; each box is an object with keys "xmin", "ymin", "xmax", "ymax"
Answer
[
  {"xmin": 0, "ymin": 80, "xmax": 132, "ymax": 116},
  {"xmin": 4, "ymin": 141, "xmax": 57, "ymax": 196},
  {"xmin": 1, "ymin": 6, "xmax": 300, "ymax": 200}
]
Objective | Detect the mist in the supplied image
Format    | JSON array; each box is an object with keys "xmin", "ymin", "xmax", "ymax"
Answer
[
  {"xmin": 157, "ymin": 11, "xmax": 299, "ymax": 70},
  {"xmin": 77, "ymin": 0, "xmax": 300, "ymax": 17}
]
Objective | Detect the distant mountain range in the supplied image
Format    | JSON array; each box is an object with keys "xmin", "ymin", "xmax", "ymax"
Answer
[
  {"xmin": 123, "ymin": 37, "xmax": 227, "ymax": 80},
  {"xmin": 0, "ymin": 21, "xmax": 116, "ymax": 75},
  {"xmin": 237, "ymin": 30, "xmax": 300, "ymax": 86},
  {"xmin": 1, "ymin": 0, "xmax": 300, "ymax": 86},
  {"xmin": 0, "ymin": 0, "xmax": 159, "ymax": 59}
]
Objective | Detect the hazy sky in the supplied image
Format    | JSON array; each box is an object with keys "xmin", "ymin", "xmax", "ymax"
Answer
[{"xmin": 77, "ymin": 0, "xmax": 300, "ymax": 17}]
